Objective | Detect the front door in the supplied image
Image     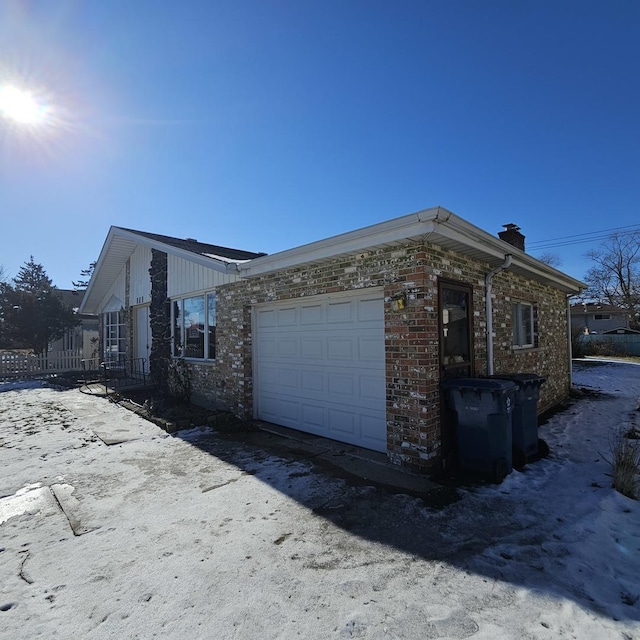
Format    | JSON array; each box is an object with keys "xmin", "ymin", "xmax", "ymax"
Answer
[
  {"xmin": 135, "ymin": 305, "xmax": 151, "ymax": 373},
  {"xmin": 438, "ymin": 280, "xmax": 474, "ymax": 468}
]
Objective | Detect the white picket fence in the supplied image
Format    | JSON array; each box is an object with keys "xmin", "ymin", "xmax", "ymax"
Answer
[{"xmin": 0, "ymin": 350, "xmax": 85, "ymax": 380}]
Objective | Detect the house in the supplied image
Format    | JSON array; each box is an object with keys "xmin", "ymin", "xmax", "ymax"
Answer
[
  {"xmin": 570, "ymin": 303, "xmax": 630, "ymax": 334},
  {"xmin": 48, "ymin": 289, "xmax": 99, "ymax": 360},
  {"xmin": 80, "ymin": 208, "xmax": 585, "ymax": 474}
]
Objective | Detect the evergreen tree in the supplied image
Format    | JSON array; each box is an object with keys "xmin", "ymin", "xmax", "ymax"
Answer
[
  {"xmin": 0, "ymin": 257, "xmax": 78, "ymax": 355},
  {"xmin": 72, "ymin": 261, "xmax": 96, "ymax": 292}
]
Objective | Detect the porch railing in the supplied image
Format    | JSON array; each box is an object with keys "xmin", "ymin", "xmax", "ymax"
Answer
[{"xmin": 81, "ymin": 357, "xmax": 148, "ymax": 391}]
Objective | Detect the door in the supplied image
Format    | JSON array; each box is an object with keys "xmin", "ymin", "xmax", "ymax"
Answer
[
  {"xmin": 254, "ymin": 290, "xmax": 386, "ymax": 452},
  {"xmin": 439, "ymin": 280, "xmax": 474, "ymax": 379},
  {"xmin": 135, "ymin": 305, "xmax": 151, "ymax": 373},
  {"xmin": 438, "ymin": 280, "xmax": 474, "ymax": 467}
]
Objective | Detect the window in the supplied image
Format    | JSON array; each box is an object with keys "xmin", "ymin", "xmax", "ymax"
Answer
[
  {"xmin": 594, "ymin": 314, "xmax": 611, "ymax": 320},
  {"xmin": 104, "ymin": 311, "xmax": 127, "ymax": 363},
  {"xmin": 512, "ymin": 302, "xmax": 535, "ymax": 348},
  {"xmin": 173, "ymin": 292, "xmax": 217, "ymax": 360}
]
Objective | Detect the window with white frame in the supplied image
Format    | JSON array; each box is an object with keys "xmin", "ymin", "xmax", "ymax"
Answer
[
  {"xmin": 104, "ymin": 311, "xmax": 127, "ymax": 363},
  {"xmin": 512, "ymin": 302, "xmax": 535, "ymax": 348},
  {"xmin": 172, "ymin": 292, "xmax": 217, "ymax": 359}
]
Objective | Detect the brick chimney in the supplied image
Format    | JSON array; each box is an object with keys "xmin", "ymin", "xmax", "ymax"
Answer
[{"xmin": 498, "ymin": 223, "xmax": 525, "ymax": 251}]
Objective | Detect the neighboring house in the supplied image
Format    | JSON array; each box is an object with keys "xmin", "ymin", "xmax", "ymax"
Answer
[
  {"xmin": 49, "ymin": 289, "xmax": 99, "ymax": 359},
  {"xmin": 80, "ymin": 208, "xmax": 585, "ymax": 474},
  {"xmin": 570, "ymin": 303, "xmax": 630, "ymax": 334}
]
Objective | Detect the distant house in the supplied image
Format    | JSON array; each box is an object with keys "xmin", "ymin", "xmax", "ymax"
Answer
[
  {"xmin": 570, "ymin": 303, "xmax": 630, "ymax": 334},
  {"xmin": 80, "ymin": 208, "xmax": 585, "ymax": 475},
  {"xmin": 48, "ymin": 289, "xmax": 99, "ymax": 359}
]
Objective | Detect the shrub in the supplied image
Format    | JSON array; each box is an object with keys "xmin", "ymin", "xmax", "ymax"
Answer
[
  {"xmin": 168, "ymin": 358, "xmax": 191, "ymax": 403},
  {"xmin": 604, "ymin": 425, "xmax": 640, "ymax": 499}
]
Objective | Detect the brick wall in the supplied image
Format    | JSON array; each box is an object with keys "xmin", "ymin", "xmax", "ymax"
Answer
[{"xmin": 184, "ymin": 240, "xmax": 571, "ymax": 473}]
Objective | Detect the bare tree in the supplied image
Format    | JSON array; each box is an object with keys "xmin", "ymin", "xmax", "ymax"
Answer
[
  {"xmin": 584, "ymin": 232, "xmax": 640, "ymax": 329},
  {"xmin": 537, "ymin": 252, "xmax": 563, "ymax": 268}
]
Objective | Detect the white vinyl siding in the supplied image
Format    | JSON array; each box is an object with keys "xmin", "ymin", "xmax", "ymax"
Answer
[
  {"xmin": 129, "ymin": 245, "xmax": 152, "ymax": 305},
  {"xmin": 98, "ymin": 268, "xmax": 126, "ymax": 314},
  {"xmin": 167, "ymin": 254, "xmax": 240, "ymax": 298}
]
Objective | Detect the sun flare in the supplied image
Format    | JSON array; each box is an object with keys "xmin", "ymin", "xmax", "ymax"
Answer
[{"xmin": 0, "ymin": 84, "xmax": 51, "ymax": 126}]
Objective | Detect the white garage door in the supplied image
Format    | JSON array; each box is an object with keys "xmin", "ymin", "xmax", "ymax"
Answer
[{"xmin": 254, "ymin": 290, "xmax": 386, "ymax": 452}]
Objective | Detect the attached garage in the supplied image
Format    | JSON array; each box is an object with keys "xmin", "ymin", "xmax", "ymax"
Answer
[{"xmin": 253, "ymin": 289, "xmax": 387, "ymax": 452}]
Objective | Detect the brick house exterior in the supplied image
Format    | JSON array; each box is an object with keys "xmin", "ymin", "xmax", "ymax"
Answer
[{"xmin": 80, "ymin": 208, "xmax": 584, "ymax": 474}]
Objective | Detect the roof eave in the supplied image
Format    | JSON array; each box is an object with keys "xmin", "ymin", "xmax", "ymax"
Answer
[
  {"xmin": 238, "ymin": 206, "xmax": 586, "ymax": 294},
  {"xmin": 79, "ymin": 226, "xmax": 238, "ymax": 314}
]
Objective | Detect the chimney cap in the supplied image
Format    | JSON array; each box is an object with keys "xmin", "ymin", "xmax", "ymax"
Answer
[{"xmin": 502, "ymin": 223, "xmax": 521, "ymax": 232}]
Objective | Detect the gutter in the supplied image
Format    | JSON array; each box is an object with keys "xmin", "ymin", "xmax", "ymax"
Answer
[
  {"xmin": 485, "ymin": 254, "xmax": 513, "ymax": 376},
  {"xmin": 567, "ymin": 295, "xmax": 573, "ymax": 388}
]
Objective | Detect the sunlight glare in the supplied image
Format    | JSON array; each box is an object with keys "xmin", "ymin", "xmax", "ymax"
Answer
[{"xmin": 0, "ymin": 84, "xmax": 51, "ymax": 126}]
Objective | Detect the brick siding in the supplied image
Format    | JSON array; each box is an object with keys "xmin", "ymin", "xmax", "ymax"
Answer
[{"xmin": 182, "ymin": 240, "xmax": 570, "ymax": 474}]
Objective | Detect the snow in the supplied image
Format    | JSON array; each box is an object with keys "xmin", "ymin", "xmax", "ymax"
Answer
[{"xmin": 1, "ymin": 361, "xmax": 639, "ymax": 639}]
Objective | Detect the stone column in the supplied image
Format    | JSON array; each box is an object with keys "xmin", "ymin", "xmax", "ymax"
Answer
[{"xmin": 149, "ymin": 249, "xmax": 171, "ymax": 399}]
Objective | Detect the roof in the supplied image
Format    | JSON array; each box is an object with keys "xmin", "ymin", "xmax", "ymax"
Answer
[
  {"xmin": 80, "ymin": 227, "xmax": 266, "ymax": 314},
  {"xmin": 602, "ymin": 327, "xmax": 640, "ymax": 334},
  {"xmin": 118, "ymin": 228, "xmax": 267, "ymax": 262},
  {"xmin": 238, "ymin": 206, "xmax": 586, "ymax": 294},
  {"xmin": 570, "ymin": 303, "xmax": 629, "ymax": 314},
  {"xmin": 80, "ymin": 207, "xmax": 586, "ymax": 315}
]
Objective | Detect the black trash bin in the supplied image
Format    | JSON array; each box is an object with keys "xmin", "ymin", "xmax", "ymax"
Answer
[
  {"xmin": 440, "ymin": 378, "xmax": 517, "ymax": 483},
  {"xmin": 489, "ymin": 373, "xmax": 547, "ymax": 470}
]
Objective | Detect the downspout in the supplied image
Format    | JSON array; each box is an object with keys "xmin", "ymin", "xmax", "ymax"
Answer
[
  {"xmin": 485, "ymin": 254, "xmax": 513, "ymax": 376},
  {"xmin": 567, "ymin": 294, "xmax": 573, "ymax": 388}
]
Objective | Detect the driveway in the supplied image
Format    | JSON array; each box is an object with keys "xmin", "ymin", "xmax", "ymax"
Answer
[{"xmin": 1, "ymin": 363, "xmax": 639, "ymax": 639}]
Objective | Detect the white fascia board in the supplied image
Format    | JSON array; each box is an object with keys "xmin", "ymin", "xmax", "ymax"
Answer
[
  {"xmin": 238, "ymin": 206, "xmax": 585, "ymax": 294},
  {"xmin": 433, "ymin": 213, "xmax": 586, "ymax": 293},
  {"xmin": 239, "ymin": 207, "xmax": 445, "ymax": 276},
  {"xmin": 79, "ymin": 227, "xmax": 235, "ymax": 314},
  {"xmin": 78, "ymin": 226, "xmax": 120, "ymax": 314}
]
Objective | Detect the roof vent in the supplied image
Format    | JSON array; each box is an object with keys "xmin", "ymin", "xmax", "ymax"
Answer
[
  {"xmin": 498, "ymin": 223, "xmax": 525, "ymax": 251},
  {"xmin": 185, "ymin": 237, "xmax": 198, "ymax": 243}
]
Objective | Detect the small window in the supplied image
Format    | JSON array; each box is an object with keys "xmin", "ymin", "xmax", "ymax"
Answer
[
  {"xmin": 594, "ymin": 314, "xmax": 611, "ymax": 320},
  {"xmin": 172, "ymin": 292, "xmax": 217, "ymax": 360},
  {"xmin": 512, "ymin": 302, "xmax": 535, "ymax": 348},
  {"xmin": 104, "ymin": 310, "xmax": 127, "ymax": 363}
]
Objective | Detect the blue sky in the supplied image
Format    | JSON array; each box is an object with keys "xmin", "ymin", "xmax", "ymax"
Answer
[{"xmin": 1, "ymin": 0, "xmax": 638, "ymax": 288}]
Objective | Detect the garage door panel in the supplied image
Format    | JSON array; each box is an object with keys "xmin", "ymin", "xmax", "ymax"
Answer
[
  {"xmin": 359, "ymin": 414, "xmax": 387, "ymax": 449},
  {"xmin": 257, "ymin": 309, "xmax": 277, "ymax": 328},
  {"xmin": 300, "ymin": 337, "xmax": 324, "ymax": 358},
  {"xmin": 278, "ymin": 368, "xmax": 299, "ymax": 389},
  {"xmin": 328, "ymin": 373, "xmax": 354, "ymax": 397},
  {"xmin": 358, "ymin": 297, "xmax": 384, "ymax": 322},
  {"xmin": 255, "ymin": 291, "xmax": 386, "ymax": 453},
  {"xmin": 258, "ymin": 337, "xmax": 278, "ymax": 357},
  {"xmin": 328, "ymin": 408, "xmax": 357, "ymax": 437},
  {"xmin": 301, "ymin": 371, "xmax": 324, "ymax": 392},
  {"xmin": 327, "ymin": 300, "xmax": 354, "ymax": 324},
  {"xmin": 300, "ymin": 304, "xmax": 324, "ymax": 325},
  {"xmin": 277, "ymin": 338, "xmax": 298, "ymax": 357},
  {"xmin": 327, "ymin": 338, "xmax": 354, "ymax": 359},
  {"xmin": 277, "ymin": 307, "xmax": 298, "ymax": 326},
  {"xmin": 359, "ymin": 335, "xmax": 384, "ymax": 361},
  {"xmin": 301, "ymin": 404, "xmax": 326, "ymax": 431}
]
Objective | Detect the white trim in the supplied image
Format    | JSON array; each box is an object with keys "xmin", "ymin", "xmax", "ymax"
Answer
[{"xmin": 237, "ymin": 206, "xmax": 586, "ymax": 295}]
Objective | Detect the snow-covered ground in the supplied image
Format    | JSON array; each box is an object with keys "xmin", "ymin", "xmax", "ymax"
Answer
[{"xmin": 1, "ymin": 360, "xmax": 639, "ymax": 639}]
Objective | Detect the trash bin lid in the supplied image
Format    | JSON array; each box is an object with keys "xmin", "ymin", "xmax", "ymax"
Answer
[
  {"xmin": 441, "ymin": 377, "xmax": 517, "ymax": 394},
  {"xmin": 489, "ymin": 373, "xmax": 546, "ymax": 386}
]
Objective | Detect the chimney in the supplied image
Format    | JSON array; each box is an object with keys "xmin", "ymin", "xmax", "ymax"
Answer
[{"xmin": 498, "ymin": 223, "xmax": 525, "ymax": 251}]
